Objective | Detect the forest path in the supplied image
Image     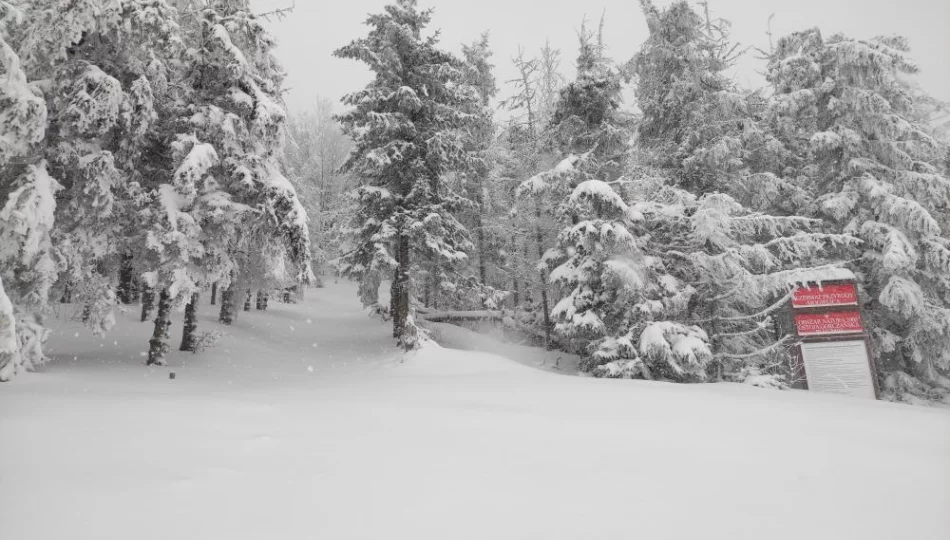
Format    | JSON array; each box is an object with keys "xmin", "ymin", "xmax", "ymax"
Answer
[{"xmin": 1, "ymin": 282, "xmax": 948, "ymax": 540}]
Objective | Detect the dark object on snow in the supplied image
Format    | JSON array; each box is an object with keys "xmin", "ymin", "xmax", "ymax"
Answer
[{"xmin": 169, "ymin": 371, "xmax": 176, "ymax": 380}]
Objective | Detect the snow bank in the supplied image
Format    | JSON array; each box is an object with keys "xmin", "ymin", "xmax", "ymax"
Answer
[{"xmin": 0, "ymin": 282, "xmax": 947, "ymax": 540}]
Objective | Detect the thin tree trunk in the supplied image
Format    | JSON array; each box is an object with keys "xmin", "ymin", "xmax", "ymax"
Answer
[
  {"xmin": 391, "ymin": 268, "xmax": 401, "ymax": 338},
  {"xmin": 219, "ymin": 285, "xmax": 234, "ymax": 325},
  {"xmin": 210, "ymin": 282, "xmax": 217, "ymax": 305},
  {"xmin": 423, "ymin": 271, "xmax": 431, "ymax": 308},
  {"xmin": 147, "ymin": 288, "xmax": 172, "ymax": 366},
  {"xmin": 475, "ymin": 211, "xmax": 487, "ymax": 286},
  {"xmin": 243, "ymin": 289, "xmax": 252, "ymax": 311},
  {"xmin": 256, "ymin": 290, "xmax": 268, "ymax": 311},
  {"xmin": 511, "ymin": 235, "xmax": 520, "ymax": 308},
  {"xmin": 534, "ymin": 205, "xmax": 552, "ymax": 349},
  {"xmin": 61, "ymin": 283, "xmax": 71, "ymax": 304},
  {"xmin": 117, "ymin": 253, "xmax": 134, "ymax": 304},
  {"xmin": 140, "ymin": 286, "xmax": 155, "ymax": 322},
  {"xmin": 283, "ymin": 287, "xmax": 291, "ymax": 303},
  {"xmin": 179, "ymin": 292, "xmax": 199, "ymax": 352},
  {"xmin": 430, "ymin": 267, "xmax": 438, "ymax": 311},
  {"xmin": 392, "ymin": 233, "xmax": 410, "ymax": 343}
]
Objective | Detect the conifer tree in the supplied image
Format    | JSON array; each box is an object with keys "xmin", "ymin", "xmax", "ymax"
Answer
[
  {"xmin": 766, "ymin": 28, "xmax": 950, "ymax": 393},
  {"xmin": 335, "ymin": 0, "xmax": 479, "ymax": 348},
  {"xmin": 0, "ymin": 2, "xmax": 58, "ymax": 379},
  {"xmin": 460, "ymin": 33, "xmax": 497, "ymax": 288},
  {"xmin": 596, "ymin": 0, "xmax": 856, "ymax": 384}
]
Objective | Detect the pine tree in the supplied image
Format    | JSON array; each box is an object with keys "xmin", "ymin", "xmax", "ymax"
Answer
[
  {"xmin": 596, "ymin": 0, "xmax": 856, "ymax": 384},
  {"xmin": 0, "ymin": 2, "xmax": 56, "ymax": 381},
  {"xmin": 499, "ymin": 42, "xmax": 567, "ymax": 343},
  {"xmin": 283, "ymin": 99, "xmax": 354, "ymax": 285},
  {"xmin": 141, "ymin": 0, "xmax": 311, "ymax": 363},
  {"xmin": 519, "ymin": 20, "xmax": 644, "ymax": 364},
  {"xmin": 334, "ymin": 0, "xmax": 479, "ymax": 348},
  {"xmin": 14, "ymin": 0, "xmax": 186, "ymax": 339},
  {"xmin": 460, "ymin": 33, "xmax": 497, "ymax": 288},
  {"xmin": 766, "ymin": 28, "xmax": 950, "ymax": 394}
]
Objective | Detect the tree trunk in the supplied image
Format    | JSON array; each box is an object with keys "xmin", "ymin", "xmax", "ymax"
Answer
[
  {"xmin": 423, "ymin": 271, "xmax": 431, "ymax": 309},
  {"xmin": 147, "ymin": 288, "xmax": 172, "ymax": 366},
  {"xmin": 511, "ymin": 235, "xmax": 520, "ymax": 308},
  {"xmin": 219, "ymin": 285, "xmax": 234, "ymax": 325},
  {"xmin": 256, "ymin": 290, "xmax": 268, "ymax": 311},
  {"xmin": 210, "ymin": 282, "xmax": 217, "ymax": 305},
  {"xmin": 283, "ymin": 287, "xmax": 291, "ymax": 303},
  {"xmin": 117, "ymin": 253, "xmax": 134, "ymax": 304},
  {"xmin": 243, "ymin": 289, "xmax": 252, "ymax": 311},
  {"xmin": 534, "ymin": 202, "xmax": 552, "ymax": 349},
  {"xmin": 61, "ymin": 283, "xmax": 71, "ymax": 304},
  {"xmin": 475, "ymin": 212, "xmax": 487, "ymax": 286},
  {"xmin": 392, "ymin": 233, "xmax": 410, "ymax": 342},
  {"xmin": 140, "ymin": 286, "xmax": 155, "ymax": 322},
  {"xmin": 391, "ymin": 269, "xmax": 400, "ymax": 338},
  {"xmin": 179, "ymin": 292, "xmax": 199, "ymax": 352}
]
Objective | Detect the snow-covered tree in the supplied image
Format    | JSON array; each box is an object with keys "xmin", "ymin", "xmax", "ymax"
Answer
[
  {"xmin": 766, "ymin": 28, "xmax": 950, "ymax": 395},
  {"xmin": 137, "ymin": 0, "xmax": 312, "ymax": 361},
  {"xmin": 519, "ymin": 21, "xmax": 645, "ymax": 363},
  {"xmin": 334, "ymin": 0, "xmax": 480, "ymax": 348},
  {"xmin": 0, "ymin": 2, "xmax": 56, "ymax": 381},
  {"xmin": 9, "ymin": 0, "xmax": 188, "ymax": 350},
  {"xmin": 459, "ymin": 33, "xmax": 497, "ymax": 288},
  {"xmin": 494, "ymin": 41, "xmax": 570, "ymax": 341},
  {"xmin": 283, "ymin": 99, "xmax": 354, "ymax": 285},
  {"xmin": 591, "ymin": 0, "xmax": 856, "ymax": 385}
]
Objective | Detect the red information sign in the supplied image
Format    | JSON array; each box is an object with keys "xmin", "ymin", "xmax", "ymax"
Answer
[
  {"xmin": 794, "ymin": 311, "xmax": 864, "ymax": 336},
  {"xmin": 792, "ymin": 283, "xmax": 858, "ymax": 308}
]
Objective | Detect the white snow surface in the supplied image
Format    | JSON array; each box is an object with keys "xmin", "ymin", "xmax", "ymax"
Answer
[{"xmin": 1, "ymin": 282, "xmax": 949, "ymax": 540}]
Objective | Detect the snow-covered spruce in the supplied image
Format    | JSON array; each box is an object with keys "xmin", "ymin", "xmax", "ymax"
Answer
[
  {"xmin": 766, "ymin": 28, "xmax": 950, "ymax": 396},
  {"xmin": 334, "ymin": 0, "xmax": 480, "ymax": 349}
]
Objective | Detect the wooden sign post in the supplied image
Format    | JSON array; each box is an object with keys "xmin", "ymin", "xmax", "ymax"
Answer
[{"xmin": 788, "ymin": 280, "xmax": 879, "ymax": 399}]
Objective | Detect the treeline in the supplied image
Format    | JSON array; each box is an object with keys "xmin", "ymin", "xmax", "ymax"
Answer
[
  {"xmin": 334, "ymin": 0, "xmax": 950, "ymax": 402},
  {"xmin": 0, "ymin": 0, "xmax": 312, "ymax": 380}
]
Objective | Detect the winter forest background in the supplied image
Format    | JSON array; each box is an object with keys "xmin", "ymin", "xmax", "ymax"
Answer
[{"xmin": 1, "ymin": 0, "xmax": 949, "ymax": 406}]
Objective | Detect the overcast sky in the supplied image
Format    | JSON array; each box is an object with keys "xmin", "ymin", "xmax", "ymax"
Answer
[{"xmin": 252, "ymin": 0, "xmax": 950, "ymax": 114}]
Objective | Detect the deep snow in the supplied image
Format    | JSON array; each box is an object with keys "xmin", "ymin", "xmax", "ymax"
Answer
[{"xmin": 1, "ymin": 282, "xmax": 949, "ymax": 540}]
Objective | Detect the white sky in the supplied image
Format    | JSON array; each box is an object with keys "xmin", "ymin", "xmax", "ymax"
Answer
[{"xmin": 253, "ymin": 0, "xmax": 950, "ymax": 114}]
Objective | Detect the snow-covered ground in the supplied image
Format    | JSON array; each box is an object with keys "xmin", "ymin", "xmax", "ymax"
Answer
[{"xmin": 1, "ymin": 283, "xmax": 949, "ymax": 540}]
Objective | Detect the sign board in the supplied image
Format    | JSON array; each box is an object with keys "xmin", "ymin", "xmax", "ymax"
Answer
[
  {"xmin": 794, "ymin": 310, "xmax": 864, "ymax": 336},
  {"xmin": 799, "ymin": 340, "xmax": 877, "ymax": 399},
  {"xmin": 792, "ymin": 282, "xmax": 858, "ymax": 308},
  {"xmin": 787, "ymin": 278, "xmax": 879, "ymax": 399}
]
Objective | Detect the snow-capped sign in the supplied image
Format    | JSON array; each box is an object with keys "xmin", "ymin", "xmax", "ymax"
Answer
[
  {"xmin": 794, "ymin": 311, "xmax": 864, "ymax": 336},
  {"xmin": 792, "ymin": 283, "xmax": 858, "ymax": 309}
]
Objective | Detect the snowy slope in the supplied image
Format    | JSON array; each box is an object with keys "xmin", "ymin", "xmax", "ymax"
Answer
[{"xmin": 1, "ymin": 283, "xmax": 949, "ymax": 540}]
